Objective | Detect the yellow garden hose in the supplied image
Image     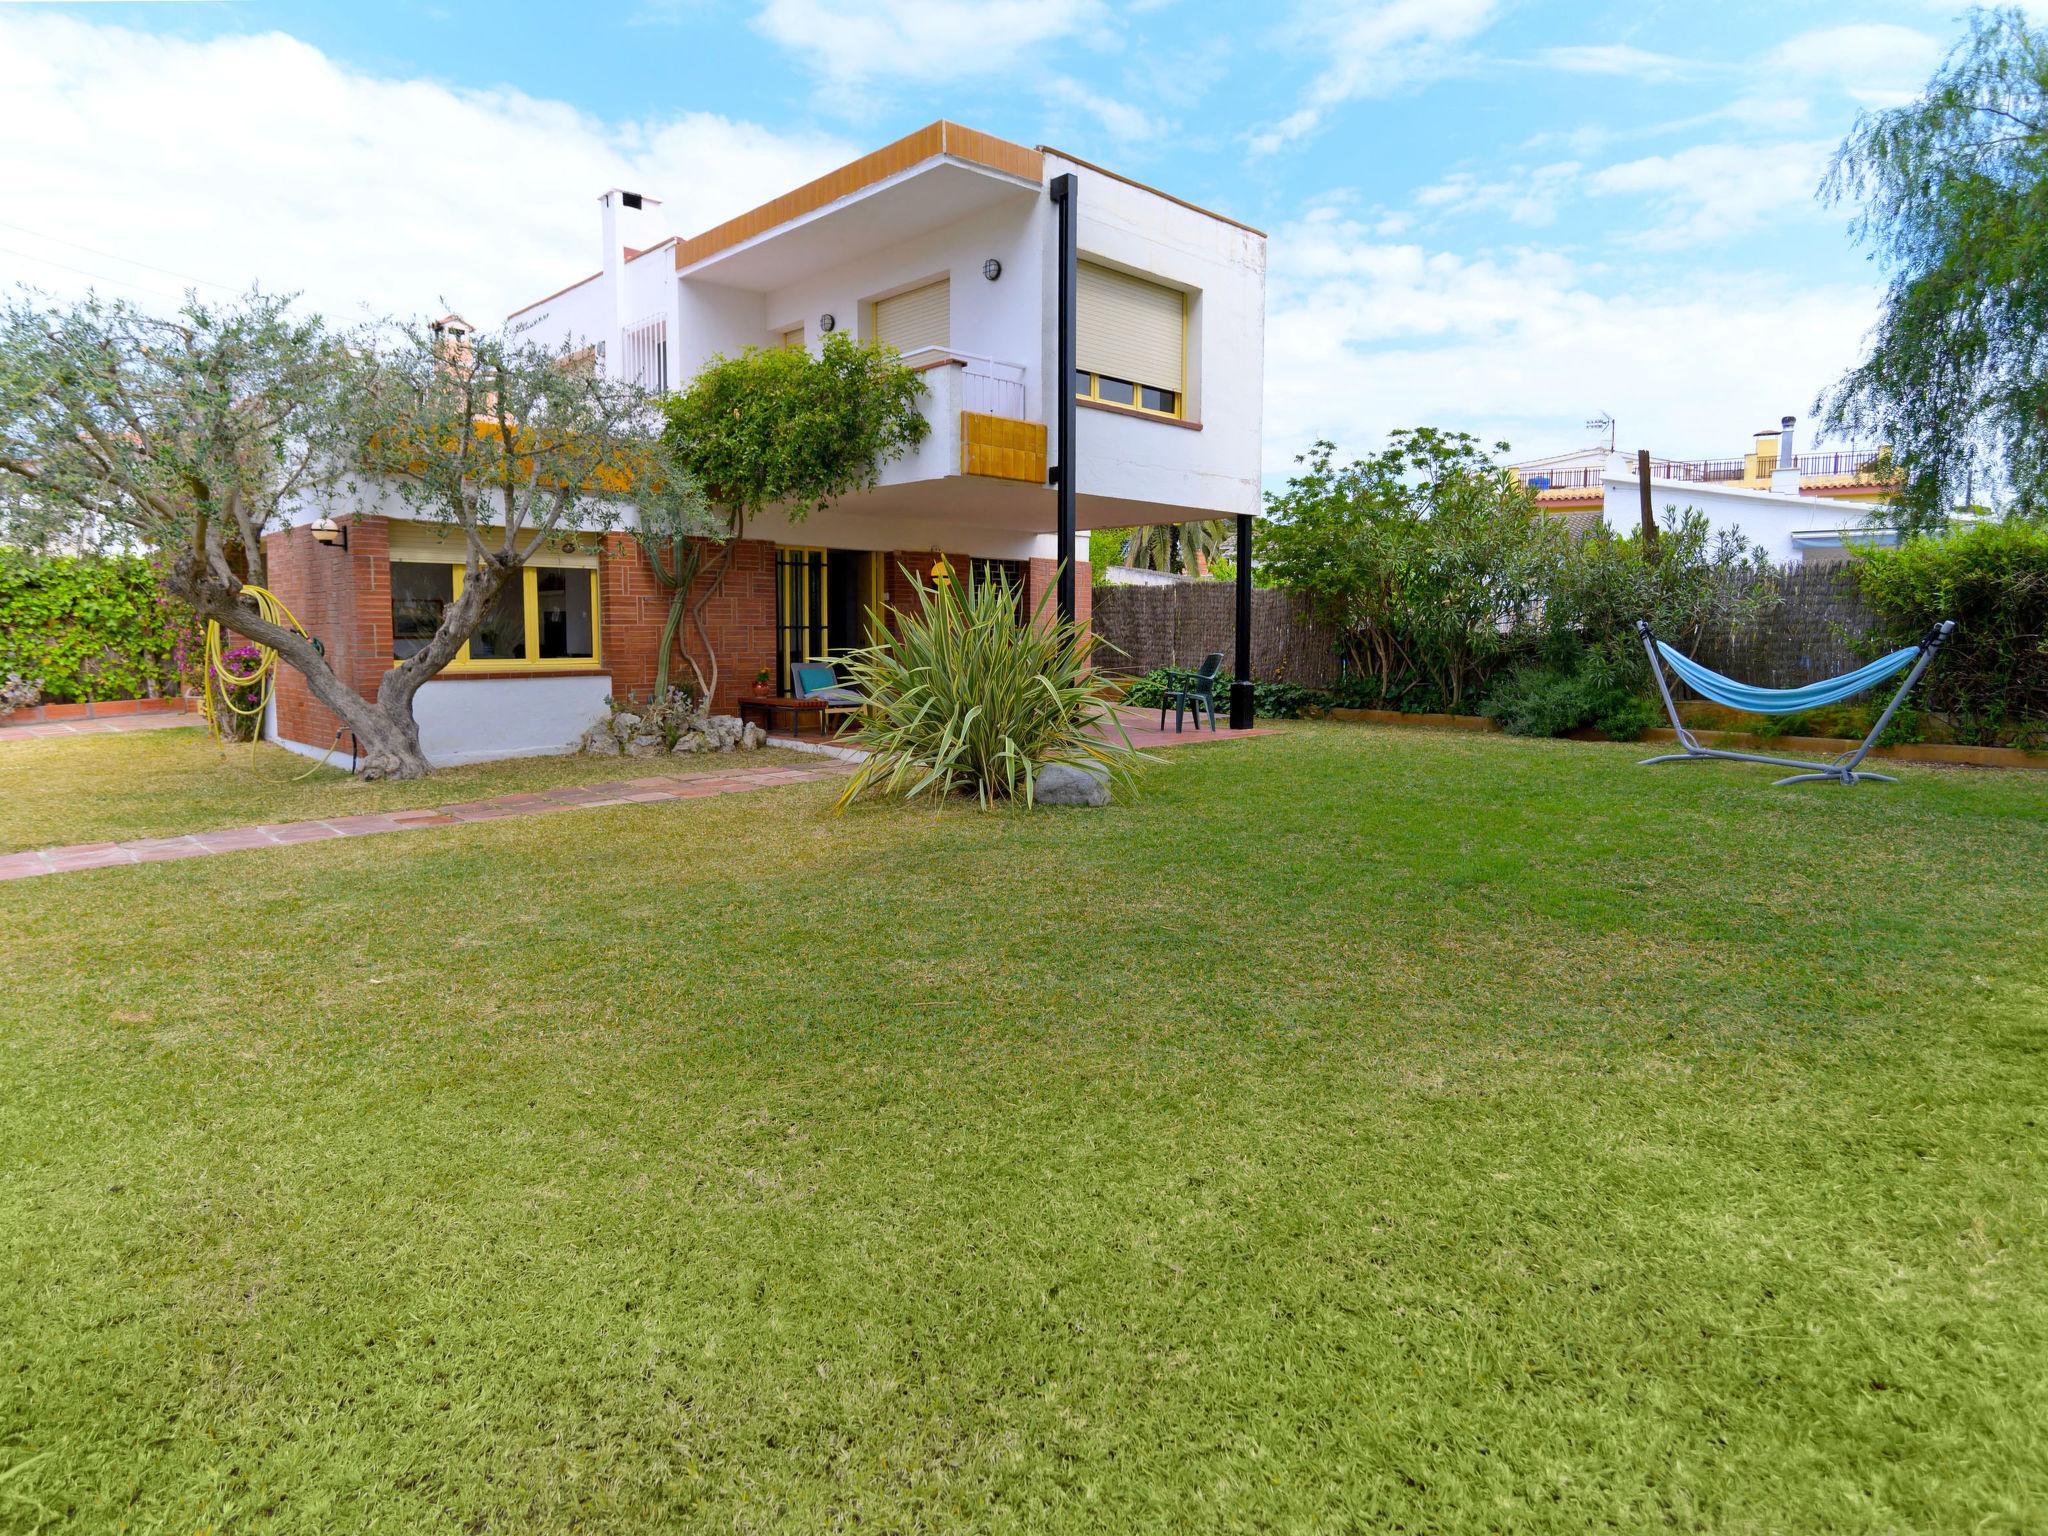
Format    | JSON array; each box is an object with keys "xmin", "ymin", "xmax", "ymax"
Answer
[
  {"xmin": 201, "ymin": 585, "xmax": 346, "ymax": 779},
  {"xmin": 201, "ymin": 585, "xmax": 305, "ymax": 742}
]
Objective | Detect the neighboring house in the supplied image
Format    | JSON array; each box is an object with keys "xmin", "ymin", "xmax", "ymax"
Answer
[
  {"xmin": 1511, "ymin": 416, "xmax": 1900, "ymax": 565},
  {"xmin": 263, "ymin": 121, "xmax": 1267, "ymax": 765}
]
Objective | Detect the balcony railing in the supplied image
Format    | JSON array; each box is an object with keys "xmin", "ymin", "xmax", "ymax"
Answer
[
  {"xmin": 1515, "ymin": 450, "xmax": 1888, "ymax": 491},
  {"xmin": 899, "ymin": 347, "xmax": 1028, "ymax": 421},
  {"xmin": 1793, "ymin": 450, "xmax": 1890, "ymax": 478}
]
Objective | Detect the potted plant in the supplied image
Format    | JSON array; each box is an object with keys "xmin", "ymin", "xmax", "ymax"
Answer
[{"xmin": 753, "ymin": 667, "xmax": 772, "ymax": 696}]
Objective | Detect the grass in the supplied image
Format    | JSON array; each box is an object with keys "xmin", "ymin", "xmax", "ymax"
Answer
[
  {"xmin": 2, "ymin": 723, "xmax": 2045, "ymax": 1533},
  {"xmin": 0, "ymin": 726, "xmax": 808, "ymax": 853}
]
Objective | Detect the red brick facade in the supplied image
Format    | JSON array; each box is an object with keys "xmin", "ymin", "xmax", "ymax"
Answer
[
  {"xmin": 265, "ymin": 517, "xmax": 394, "ymax": 751},
  {"xmin": 264, "ymin": 516, "xmax": 1094, "ymax": 749},
  {"xmin": 596, "ymin": 532, "xmax": 779, "ymax": 714}
]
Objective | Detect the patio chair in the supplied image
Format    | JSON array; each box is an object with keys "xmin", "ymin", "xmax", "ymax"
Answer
[
  {"xmin": 791, "ymin": 661, "xmax": 863, "ymax": 707},
  {"xmin": 1160, "ymin": 652, "xmax": 1225, "ymax": 733}
]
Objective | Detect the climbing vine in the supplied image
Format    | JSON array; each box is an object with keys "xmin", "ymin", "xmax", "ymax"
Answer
[{"xmin": 0, "ymin": 550, "xmax": 196, "ymax": 704}]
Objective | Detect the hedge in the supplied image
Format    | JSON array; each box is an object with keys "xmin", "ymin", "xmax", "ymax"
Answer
[
  {"xmin": 0, "ymin": 550, "xmax": 195, "ymax": 706},
  {"xmin": 1855, "ymin": 520, "xmax": 2048, "ymax": 748}
]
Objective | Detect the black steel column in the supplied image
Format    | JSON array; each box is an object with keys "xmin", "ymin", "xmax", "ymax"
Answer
[
  {"xmin": 1050, "ymin": 172, "xmax": 1078, "ymax": 623},
  {"xmin": 1230, "ymin": 513, "xmax": 1254, "ymax": 728}
]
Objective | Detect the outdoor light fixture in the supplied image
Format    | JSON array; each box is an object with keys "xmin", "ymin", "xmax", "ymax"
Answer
[
  {"xmin": 310, "ymin": 516, "xmax": 349, "ymax": 551},
  {"xmin": 983, "ymin": 258, "xmax": 1002, "ymax": 281},
  {"xmin": 818, "ymin": 312, "xmax": 837, "ymax": 332}
]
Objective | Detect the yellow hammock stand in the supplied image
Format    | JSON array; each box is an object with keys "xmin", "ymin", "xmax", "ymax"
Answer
[{"xmin": 201, "ymin": 585, "xmax": 339, "ymax": 777}]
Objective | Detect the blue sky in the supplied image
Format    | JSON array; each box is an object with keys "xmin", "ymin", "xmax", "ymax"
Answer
[{"xmin": 0, "ymin": 0, "xmax": 2009, "ymax": 475}]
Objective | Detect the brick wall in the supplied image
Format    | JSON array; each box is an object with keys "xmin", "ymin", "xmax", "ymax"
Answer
[
  {"xmin": 1090, "ymin": 582, "xmax": 1345, "ymax": 685},
  {"xmin": 265, "ymin": 516, "xmax": 392, "ymax": 748},
  {"xmin": 599, "ymin": 534, "xmax": 778, "ymax": 714}
]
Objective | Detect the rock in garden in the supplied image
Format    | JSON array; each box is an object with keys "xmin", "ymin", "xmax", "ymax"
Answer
[
  {"xmin": 579, "ymin": 725, "xmax": 622, "ymax": 755},
  {"xmin": 741, "ymin": 722, "xmax": 766, "ymax": 750},
  {"xmin": 626, "ymin": 731, "xmax": 667, "ymax": 758},
  {"xmin": 671, "ymin": 730, "xmax": 706, "ymax": 754},
  {"xmin": 1034, "ymin": 761, "xmax": 1110, "ymax": 807}
]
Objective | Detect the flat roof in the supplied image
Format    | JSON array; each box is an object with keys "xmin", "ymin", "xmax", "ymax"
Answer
[
  {"xmin": 508, "ymin": 121, "xmax": 1265, "ymax": 318},
  {"xmin": 671, "ymin": 121, "xmax": 1042, "ymax": 272}
]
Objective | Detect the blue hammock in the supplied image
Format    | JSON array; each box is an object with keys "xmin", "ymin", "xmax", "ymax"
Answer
[
  {"xmin": 1653, "ymin": 640, "xmax": 1921, "ymax": 715},
  {"xmin": 1637, "ymin": 619, "xmax": 1954, "ymax": 786}
]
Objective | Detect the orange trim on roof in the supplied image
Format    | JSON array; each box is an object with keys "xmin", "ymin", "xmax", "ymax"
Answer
[
  {"xmin": 1038, "ymin": 146, "xmax": 1266, "ymax": 238},
  {"xmin": 671, "ymin": 120, "xmax": 1043, "ymax": 272}
]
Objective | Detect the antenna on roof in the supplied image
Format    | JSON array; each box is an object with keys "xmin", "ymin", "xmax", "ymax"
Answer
[{"xmin": 1585, "ymin": 413, "xmax": 1616, "ymax": 453}]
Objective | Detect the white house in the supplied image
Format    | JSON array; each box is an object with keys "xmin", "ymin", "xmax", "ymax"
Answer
[{"xmin": 266, "ymin": 121, "xmax": 1269, "ymax": 763}]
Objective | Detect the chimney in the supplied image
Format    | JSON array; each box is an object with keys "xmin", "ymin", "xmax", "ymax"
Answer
[
  {"xmin": 1770, "ymin": 413, "xmax": 1802, "ymax": 496},
  {"xmin": 598, "ymin": 189, "xmax": 661, "ymax": 377}
]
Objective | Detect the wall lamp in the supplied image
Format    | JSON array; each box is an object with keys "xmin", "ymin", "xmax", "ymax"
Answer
[{"xmin": 310, "ymin": 516, "xmax": 349, "ymax": 552}]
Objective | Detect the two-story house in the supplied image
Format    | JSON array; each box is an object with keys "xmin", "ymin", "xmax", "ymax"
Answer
[{"xmin": 263, "ymin": 121, "xmax": 1267, "ymax": 766}]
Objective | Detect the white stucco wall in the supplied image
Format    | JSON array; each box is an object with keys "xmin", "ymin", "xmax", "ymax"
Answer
[
  {"xmin": 1049, "ymin": 153, "xmax": 1266, "ymax": 520},
  {"xmin": 1601, "ymin": 477, "xmax": 1892, "ymax": 565},
  {"xmin": 411, "ymin": 675, "xmax": 614, "ymax": 766},
  {"xmin": 266, "ymin": 675, "xmax": 614, "ymax": 769}
]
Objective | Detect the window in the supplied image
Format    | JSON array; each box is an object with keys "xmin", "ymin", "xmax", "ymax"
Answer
[
  {"xmin": 780, "ymin": 325, "xmax": 805, "ymax": 351},
  {"xmin": 622, "ymin": 316, "xmax": 668, "ymax": 392},
  {"xmin": 1075, "ymin": 262, "xmax": 1185, "ymax": 419},
  {"xmin": 872, "ymin": 279, "xmax": 950, "ymax": 356},
  {"xmin": 392, "ymin": 563, "xmax": 452, "ymax": 659},
  {"xmin": 389, "ymin": 560, "xmax": 600, "ymax": 671}
]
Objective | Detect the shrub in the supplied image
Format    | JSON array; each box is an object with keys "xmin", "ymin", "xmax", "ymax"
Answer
[
  {"xmin": 1259, "ymin": 431, "xmax": 1565, "ymax": 711},
  {"xmin": 1543, "ymin": 510, "xmax": 1778, "ymax": 687},
  {"xmin": 1854, "ymin": 519, "xmax": 2048, "ymax": 747},
  {"xmin": 834, "ymin": 571, "xmax": 1144, "ymax": 810},
  {"xmin": 1481, "ymin": 654, "xmax": 1657, "ymax": 741}
]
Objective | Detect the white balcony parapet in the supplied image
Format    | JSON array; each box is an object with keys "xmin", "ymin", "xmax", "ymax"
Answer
[{"xmin": 896, "ymin": 347, "xmax": 1028, "ymax": 421}]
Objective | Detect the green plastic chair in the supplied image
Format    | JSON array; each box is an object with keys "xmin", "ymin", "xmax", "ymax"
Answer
[
  {"xmin": 1160, "ymin": 652, "xmax": 1224, "ymax": 732},
  {"xmin": 791, "ymin": 662, "xmax": 863, "ymax": 706}
]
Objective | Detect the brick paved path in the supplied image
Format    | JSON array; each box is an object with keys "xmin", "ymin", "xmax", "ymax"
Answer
[
  {"xmin": 0, "ymin": 762, "xmax": 852, "ymax": 882},
  {"xmin": 0, "ymin": 713, "xmax": 199, "ymax": 741}
]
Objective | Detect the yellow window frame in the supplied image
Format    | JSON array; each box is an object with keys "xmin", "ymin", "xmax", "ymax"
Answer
[{"xmin": 391, "ymin": 561, "xmax": 603, "ymax": 673}]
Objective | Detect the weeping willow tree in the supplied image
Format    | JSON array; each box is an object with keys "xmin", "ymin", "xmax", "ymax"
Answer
[{"xmin": 1818, "ymin": 6, "xmax": 2048, "ymax": 529}]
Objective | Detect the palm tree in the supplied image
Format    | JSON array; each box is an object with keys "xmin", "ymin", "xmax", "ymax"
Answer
[{"xmin": 1120, "ymin": 519, "xmax": 1232, "ymax": 575}]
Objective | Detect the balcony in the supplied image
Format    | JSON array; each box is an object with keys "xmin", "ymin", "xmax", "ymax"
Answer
[{"xmin": 893, "ymin": 348, "xmax": 1045, "ymax": 487}]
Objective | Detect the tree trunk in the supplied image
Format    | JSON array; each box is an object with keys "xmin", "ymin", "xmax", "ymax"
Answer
[{"xmin": 168, "ymin": 549, "xmax": 439, "ymax": 780}]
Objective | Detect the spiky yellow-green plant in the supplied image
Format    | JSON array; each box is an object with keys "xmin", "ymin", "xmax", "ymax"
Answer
[{"xmin": 832, "ymin": 568, "xmax": 1147, "ymax": 811}]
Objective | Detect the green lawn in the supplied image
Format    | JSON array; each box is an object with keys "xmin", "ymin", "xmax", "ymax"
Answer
[
  {"xmin": 3, "ymin": 724, "xmax": 2045, "ymax": 1533},
  {"xmin": 0, "ymin": 726, "xmax": 807, "ymax": 853}
]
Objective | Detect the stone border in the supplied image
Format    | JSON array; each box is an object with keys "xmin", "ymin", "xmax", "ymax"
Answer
[{"xmin": 1, "ymin": 697, "xmax": 194, "ymax": 725}]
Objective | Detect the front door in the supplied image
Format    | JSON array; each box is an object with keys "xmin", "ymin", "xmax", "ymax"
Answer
[{"xmin": 775, "ymin": 548, "xmax": 889, "ymax": 692}]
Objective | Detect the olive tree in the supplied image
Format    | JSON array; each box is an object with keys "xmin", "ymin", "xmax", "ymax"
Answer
[{"xmin": 0, "ymin": 289, "xmax": 690, "ymax": 779}]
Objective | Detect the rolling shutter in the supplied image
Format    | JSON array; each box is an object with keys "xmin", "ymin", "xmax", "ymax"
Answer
[
  {"xmin": 1078, "ymin": 263, "xmax": 1183, "ymax": 393},
  {"xmin": 872, "ymin": 279, "xmax": 950, "ymax": 355}
]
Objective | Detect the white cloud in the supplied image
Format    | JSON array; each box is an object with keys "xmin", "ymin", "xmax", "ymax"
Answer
[
  {"xmin": 0, "ymin": 12, "xmax": 856, "ymax": 326},
  {"xmin": 1041, "ymin": 77, "xmax": 1166, "ymax": 146},
  {"xmin": 1535, "ymin": 44, "xmax": 1692, "ymax": 81},
  {"xmin": 1585, "ymin": 139, "xmax": 1835, "ymax": 247},
  {"xmin": 1250, "ymin": 0, "xmax": 1500, "ymax": 153},
  {"xmin": 1766, "ymin": 24, "xmax": 1944, "ymax": 108},
  {"xmin": 1262, "ymin": 208, "xmax": 1879, "ymax": 479},
  {"xmin": 1413, "ymin": 160, "xmax": 1582, "ymax": 227},
  {"xmin": 754, "ymin": 0, "xmax": 1109, "ymax": 90}
]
